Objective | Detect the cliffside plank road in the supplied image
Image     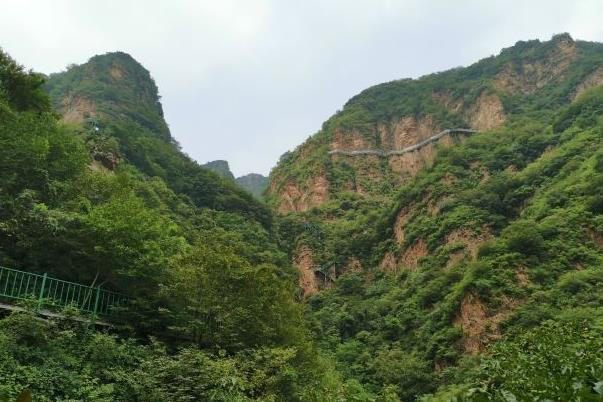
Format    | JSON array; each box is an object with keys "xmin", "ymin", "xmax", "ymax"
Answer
[{"xmin": 328, "ymin": 128, "xmax": 478, "ymax": 156}]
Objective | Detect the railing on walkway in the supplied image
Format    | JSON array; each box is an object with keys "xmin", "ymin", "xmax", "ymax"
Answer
[
  {"xmin": 328, "ymin": 128, "xmax": 479, "ymax": 157},
  {"xmin": 0, "ymin": 265, "xmax": 126, "ymax": 318}
]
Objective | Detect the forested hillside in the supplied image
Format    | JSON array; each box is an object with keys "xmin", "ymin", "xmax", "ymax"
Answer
[
  {"xmin": 269, "ymin": 33, "xmax": 603, "ymax": 400},
  {"xmin": 45, "ymin": 52, "xmax": 270, "ymax": 226},
  {"xmin": 0, "ymin": 49, "xmax": 351, "ymax": 401},
  {"xmin": 0, "ymin": 33, "xmax": 602, "ymax": 402}
]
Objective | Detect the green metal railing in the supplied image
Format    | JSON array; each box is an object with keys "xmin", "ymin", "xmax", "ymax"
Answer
[{"xmin": 0, "ymin": 265, "xmax": 126, "ymax": 318}]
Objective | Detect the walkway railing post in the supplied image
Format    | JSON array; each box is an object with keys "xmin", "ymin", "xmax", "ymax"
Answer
[
  {"xmin": 37, "ymin": 273, "xmax": 47, "ymax": 310},
  {"xmin": 92, "ymin": 286, "xmax": 101, "ymax": 320}
]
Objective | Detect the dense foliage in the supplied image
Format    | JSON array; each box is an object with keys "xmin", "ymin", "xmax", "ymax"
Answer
[
  {"xmin": 2, "ymin": 33, "xmax": 603, "ymax": 401},
  {"xmin": 46, "ymin": 53, "xmax": 271, "ymax": 226},
  {"xmin": 0, "ymin": 48, "xmax": 345, "ymax": 401},
  {"xmin": 269, "ymin": 34, "xmax": 603, "ymax": 400}
]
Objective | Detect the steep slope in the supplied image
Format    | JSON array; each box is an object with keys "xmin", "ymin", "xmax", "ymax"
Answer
[
  {"xmin": 267, "ymin": 34, "xmax": 603, "ymax": 399},
  {"xmin": 269, "ymin": 33, "xmax": 603, "ymax": 290},
  {"xmin": 1, "ymin": 48, "xmax": 348, "ymax": 401},
  {"xmin": 268, "ymin": 34, "xmax": 600, "ymax": 214},
  {"xmin": 45, "ymin": 52, "xmax": 270, "ymax": 226}
]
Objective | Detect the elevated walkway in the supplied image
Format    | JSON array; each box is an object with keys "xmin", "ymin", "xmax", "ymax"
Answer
[
  {"xmin": 0, "ymin": 265, "xmax": 125, "ymax": 324},
  {"xmin": 328, "ymin": 128, "xmax": 478, "ymax": 157}
]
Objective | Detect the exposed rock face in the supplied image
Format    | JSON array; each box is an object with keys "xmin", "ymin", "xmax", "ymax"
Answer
[
  {"xmin": 378, "ymin": 116, "xmax": 437, "ymax": 150},
  {"xmin": 493, "ymin": 34, "xmax": 577, "ymax": 95},
  {"xmin": 400, "ymin": 238, "xmax": 428, "ymax": 269},
  {"xmin": 61, "ymin": 96, "xmax": 97, "ymax": 124},
  {"xmin": 455, "ymin": 293, "xmax": 519, "ymax": 354},
  {"xmin": 572, "ymin": 66, "xmax": 603, "ymax": 99},
  {"xmin": 467, "ymin": 92, "xmax": 506, "ymax": 131},
  {"xmin": 455, "ymin": 293, "xmax": 488, "ymax": 354},
  {"xmin": 393, "ymin": 208, "xmax": 411, "ymax": 243},
  {"xmin": 388, "ymin": 139, "xmax": 441, "ymax": 178},
  {"xmin": 277, "ymin": 174, "xmax": 329, "ymax": 214},
  {"xmin": 343, "ymin": 258, "xmax": 363, "ymax": 274},
  {"xmin": 434, "ymin": 90, "xmax": 506, "ymax": 132},
  {"xmin": 379, "ymin": 252, "xmax": 398, "ymax": 272},
  {"xmin": 110, "ymin": 62, "xmax": 124, "ymax": 80},
  {"xmin": 330, "ymin": 128, "xmax": 371, "ymax": 151},
  {"xmin": 293, "ymin": 246, "xmax": 319, "ymax": 297},
  {"xmin": 328, "ymin": 115, "xmax": 466, "ymax": 195},
  {"xmin": 445, "ymin": 226, "xmax": 493, "ymax": 259}
]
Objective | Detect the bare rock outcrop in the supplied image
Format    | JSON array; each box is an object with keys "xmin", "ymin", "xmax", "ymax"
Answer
[
  {"xmin": 467, "ymin": 92, "xmax": 506, "ymax": 131},
  {"xmin": 445, "ymin": 226, "xmax": 493, "ymax": 260},
  {"xmin": 378, "ymin": 116, "xmax": 437, "ymax": 150},
  {"xmin": 455, "ymin": 293, "xmax": 487, "ymax": 354},
  {"xmin": 493, "ymin": 35, "xmax": 577, "ymax": 95},
  {"xmin": 400, "ymin": 238, "xmax": 428, "ymax": 269},
  {"xmin": 455, "ymin": 293, "xmax": 520, "ymax": 354},
  {"xmin": 277, "ymin": 174, "xmax": 330, "ymax": 213},
  {"xmin": 572, "ymin": 66, "xmax": 603, "ymax": 99},
  {"xmin": 61, "ymin": 96, "xmax": 97, "ymax": 124},
  {"xmin": 379, "ymin": 252, "xmax": 398, "ymax": 272},
  {"xmin": 293, "ymin": 246, "xmax": 319, "ymax": 297}
]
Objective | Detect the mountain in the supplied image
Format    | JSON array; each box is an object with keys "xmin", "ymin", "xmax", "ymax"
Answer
[
  {"xmin": 202, "ymin": 159, "xmax": 268, "ymax": 198},
  {"xmin": 268, "ymin": 33, "xmax": 603, "ymax": 289},
  {"xmin": 268, "ymin": 33, "xmax": 603, "ymax": 399},
  {"xmin": 201, "ymin": 159, "xmax": 236, "ymax": 180},
  {"xmin": 45, "ymin": 52, "xmax": 271, "ymax": 226},
  {"xmin": 236, "ymin": 173, "xmax": 269, "ymax": 198},
  {"xmin": 0, "ymin": 48, "xmax": 344, "ymax": 400},
  {"xmin": 1, "ymin": 33, "xmax": 603, "ymax": 401}
]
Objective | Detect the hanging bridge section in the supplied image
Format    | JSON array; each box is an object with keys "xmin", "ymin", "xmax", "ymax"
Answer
[
  {"xmin": 328, "ymin": 128, "xmax": 478, "ymax": 157},
  {"xmin": 0, "ymin": 265, "xmax": 126, "ymax": 323}
]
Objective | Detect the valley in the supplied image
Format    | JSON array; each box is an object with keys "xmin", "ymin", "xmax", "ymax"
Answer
[{"xmin": 0, "ymin": 32, "xmax": 602, "ymax": 401}]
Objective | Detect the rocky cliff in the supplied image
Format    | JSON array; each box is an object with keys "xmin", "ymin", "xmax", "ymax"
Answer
[
  {"xmin": 269, "ymin": 33, "xmax": 603, "ymax": 293},
  {"xmin": 290, "ymin": 34, "xmax": 603, "ymax": 399}
]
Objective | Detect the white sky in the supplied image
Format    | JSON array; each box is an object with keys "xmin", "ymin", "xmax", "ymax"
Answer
[{"xmin": 1, "ymin": 0, "xmax": 602, "ymax": 176}]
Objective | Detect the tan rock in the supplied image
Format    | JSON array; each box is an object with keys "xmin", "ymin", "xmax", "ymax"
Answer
[
  {"xmin": 293, "ymin": 246, "xmax": 319, "ymax": 297},
  {"xmin": 61, "ymin": 96, "xmax": 97, "ymax": 124},
  {"xmin": 277, "ymin": 174, "xmax": 330, "ymax": 213},
  {"xmin": 455, "ymin": 293, "xmax": 487, "ymax": 354},
  {"xmin": 572, "ymin": 66, "xmax": 603, "ymax": 100},
  {"xmin": 445, "ymin": 226, "xmax": 493, "ymax": 259},
  {"xmin": 379, "ymin": 252, "xmax": 398, "ymax": 272},
  {"xmin": 467, "ymin": 92, "xmax": 505, "ymax": 131},
  {"xmin": 455, "ymin": 293, "xmax": 520, "ymax": 354},
  {"xmin": 400, "ymin": 238, "xmax": 428, "ymax": 269},
  {"xmin": 492, "ymin": 37, "xmax": 576, "ymax": 95}
]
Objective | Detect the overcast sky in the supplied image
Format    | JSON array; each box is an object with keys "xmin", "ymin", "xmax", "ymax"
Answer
[{"xmin": 1, "ymin": 1, "xmax": 602, "ymax": 176}]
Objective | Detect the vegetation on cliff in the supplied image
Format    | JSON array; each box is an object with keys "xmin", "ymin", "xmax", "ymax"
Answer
[
  {"xmin": 269, "ymin": 34, "xmax": 603, "ymax": 400},
  {"xmin": 0, "ymin": 48, "xmax": 347, "ymax": 401},
  {"xmin": 1, "ymin": 32, "xmax": 603, "ymax": 401}
]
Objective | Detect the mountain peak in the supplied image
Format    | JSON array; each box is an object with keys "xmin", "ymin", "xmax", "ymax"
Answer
[
  {"xmin": 202, "ymin": 160, "xmax": 235, "ymax": 180},
  {"xmin": 46, "ymin": 51, "xmax": 169, "ymax": 140}
]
